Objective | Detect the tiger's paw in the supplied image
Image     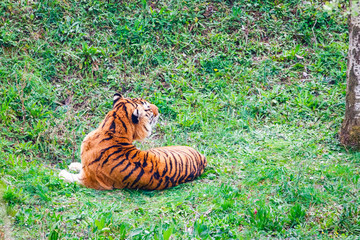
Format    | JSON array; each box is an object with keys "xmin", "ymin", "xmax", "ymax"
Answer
[
  {"xmin": 68, "ymin": 162, "xmax": 82, "ymax": 172},
  {"xmin": 59, "ymin": 170, "xmax": 73, "ymax": 183}
]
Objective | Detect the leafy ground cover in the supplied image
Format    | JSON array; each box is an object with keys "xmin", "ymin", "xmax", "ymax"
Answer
[{"xmin": 1, "ymin": 0, "xmax": 358, "ymax": 239}]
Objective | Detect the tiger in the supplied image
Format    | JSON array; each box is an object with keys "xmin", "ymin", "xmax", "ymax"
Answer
[{"xmin": 59, "ymin": 93, "xmax": 207, "ymax": 190}]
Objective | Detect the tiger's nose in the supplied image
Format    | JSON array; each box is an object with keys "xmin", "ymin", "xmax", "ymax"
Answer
[{"xmin": 149, "ymin": 104, "xmax": 159, "ymax": 116}]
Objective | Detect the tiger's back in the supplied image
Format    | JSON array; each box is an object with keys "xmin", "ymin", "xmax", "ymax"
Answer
[
  {"xmin": 82, "ymin": 141, "xmax": 206, "ymax": 190},
  {"xmin": 144, "ymin": 146, "xmax": 206, "ymax": 190},
  {"xmin": 59, "ymin": 94, "xmax": 207, "ymax": 190}
]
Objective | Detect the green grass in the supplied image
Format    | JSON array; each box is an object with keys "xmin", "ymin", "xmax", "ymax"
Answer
[{"xmin": 0, "ymin": 0, "xmax": 358, "ymax": 239}]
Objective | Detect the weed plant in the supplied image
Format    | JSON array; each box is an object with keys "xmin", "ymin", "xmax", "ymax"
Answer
[{"xmin": 0, "ymin": 0, "xmax": 357, "ymax": 239}]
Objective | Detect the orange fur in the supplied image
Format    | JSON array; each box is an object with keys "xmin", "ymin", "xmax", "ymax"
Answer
[{"xmin": 59, "ymin": 95, "xmax": 207, "ymax": 190}]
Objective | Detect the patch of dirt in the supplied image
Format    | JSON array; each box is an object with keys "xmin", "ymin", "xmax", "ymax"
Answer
[{"xmin": 0, "ymin": 199, "xmax": 13, "ymax": 240}]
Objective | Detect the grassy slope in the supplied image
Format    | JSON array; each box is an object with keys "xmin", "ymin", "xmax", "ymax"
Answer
[{"xmin": 1, "ymin": 0, "xmax": 358, "ymax": 239}]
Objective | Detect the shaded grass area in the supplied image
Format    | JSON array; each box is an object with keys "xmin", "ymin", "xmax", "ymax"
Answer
[{"xmin": 1, "ymin": 0, "xmax": 359, "ymax": 239}]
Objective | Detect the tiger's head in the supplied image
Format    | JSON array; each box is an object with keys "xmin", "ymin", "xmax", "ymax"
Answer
[{"xmin": 111, "ymin": 93, "xmax": 159, "ymax": 141}]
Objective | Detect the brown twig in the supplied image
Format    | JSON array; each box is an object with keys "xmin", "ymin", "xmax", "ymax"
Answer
[{"xmin": 311, "ymin": 19, "xmax": 318, "ymax": 45}]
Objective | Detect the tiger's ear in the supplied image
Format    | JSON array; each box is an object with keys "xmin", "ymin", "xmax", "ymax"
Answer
[
  {"xmin": 132, "ymin": 109, "xmax": 140, "ymax": 124},
  {"xmin": 113, "ymin": 93, "xmax": 123, "ymax": 107}
]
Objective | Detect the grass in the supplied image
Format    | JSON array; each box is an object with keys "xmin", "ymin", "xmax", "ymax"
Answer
[{"xmin": 0, "ymin": 0, "xmax": 358, "ymax": 239}]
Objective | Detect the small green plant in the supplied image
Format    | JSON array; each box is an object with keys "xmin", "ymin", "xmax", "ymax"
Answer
[
  {"xmin": 288, "ymin": 203, "xmax": 306, "ymax": 227},
  {"xmin": 246, "ymin": 203, "xmax": 286, "ymax": 232},
  {"xmin": 2, "ymin": 187, "xmax": 23, "ymax": 206},
  {"xmin": 79, "ymin": 42, "xmax": 101, "ymax": 69},
  {"xmin": 193, "ymin": 217, "xmax": 210, "ymax": 239}
]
